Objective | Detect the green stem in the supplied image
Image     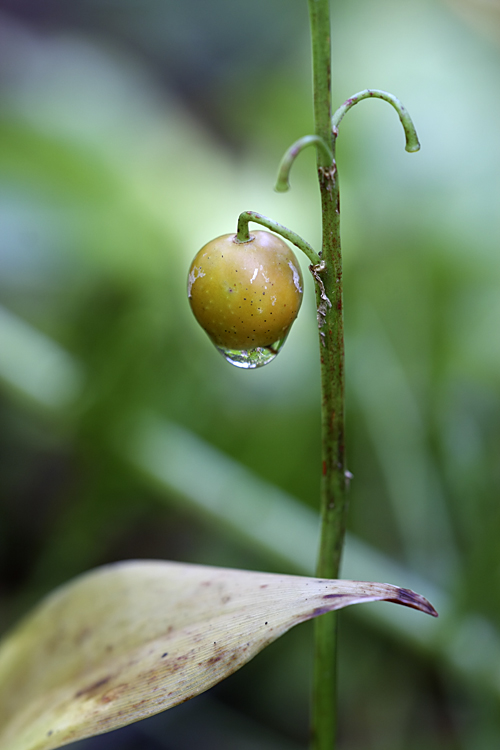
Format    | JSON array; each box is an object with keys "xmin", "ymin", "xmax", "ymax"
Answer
[
  {"xmin": 331, "ymin": 89, "xmax": 421, "ymax": 153},
  {"xmin": 308, "ymin": 1, "xmax": 347, "ymax": 750},
  {"xmin": 236, "ymin": 210, "xmax": 321, "ymax": 265},
  {"xmin": 275, "ymin": 135, "xmax": 333, "ymax": 192}
]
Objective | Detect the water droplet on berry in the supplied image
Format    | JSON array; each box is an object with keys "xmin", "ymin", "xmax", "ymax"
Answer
[{"xmin": 216, "ymin": 335, "xmax": 288, "ymax": 369}]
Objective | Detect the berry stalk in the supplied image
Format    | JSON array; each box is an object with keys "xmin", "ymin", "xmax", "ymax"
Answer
[{"xmin": 236, "ymin": 211, "xmax": 320, "ymax": 265}]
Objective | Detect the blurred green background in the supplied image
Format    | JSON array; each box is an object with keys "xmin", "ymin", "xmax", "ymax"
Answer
[{"xmin": 1, "ymin": 0, "xmax": 500, "ymax": 748}]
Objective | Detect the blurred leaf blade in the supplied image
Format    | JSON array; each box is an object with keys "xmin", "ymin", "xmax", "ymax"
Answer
[
  {"xmin": 0, "ymin": 306, "xmax": 84, "ymax": 412},
  {"xmin": 0, "ymin": 560, "xmax": 436, "ymax": 750}
]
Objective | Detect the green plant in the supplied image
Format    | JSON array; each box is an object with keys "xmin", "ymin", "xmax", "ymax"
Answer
[
  {"xmin": 186, "ymin": 2, "xmax": 424, "ymax": 749},
  {"xmin": 0, "ymin": 2, "xmax": 438, "ymax": 750}
]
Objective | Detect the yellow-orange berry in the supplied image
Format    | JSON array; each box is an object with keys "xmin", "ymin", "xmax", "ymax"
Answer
[{"xmin": 187, "ymin": 231, "xmax": 303, "ymax": 350}]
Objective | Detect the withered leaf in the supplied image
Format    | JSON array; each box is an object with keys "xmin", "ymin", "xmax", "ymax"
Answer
[{"xmin": 0, "ymin": 560, "xmax": 437, "ymax": 750}]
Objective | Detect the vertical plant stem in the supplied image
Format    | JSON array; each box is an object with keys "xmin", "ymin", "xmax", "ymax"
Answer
[{"xmin": 308, "ymin": 1, "xmax": 347, "ymax": 749}]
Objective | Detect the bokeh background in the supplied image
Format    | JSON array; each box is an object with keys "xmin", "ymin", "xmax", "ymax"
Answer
[{"xmin": 1, "ymin": 0, "xmax": 500, "ymax": 748}]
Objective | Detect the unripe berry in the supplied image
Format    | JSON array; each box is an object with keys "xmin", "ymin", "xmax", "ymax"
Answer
[{"xmin": 188, "ymin": 232, "xmax": 303, "ymax": 362}]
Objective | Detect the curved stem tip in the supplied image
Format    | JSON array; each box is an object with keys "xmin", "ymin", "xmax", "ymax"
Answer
[
  {"xmin": 331, "ymin": 89, "xmax": 420, "ymax": 153},
  {"xmin": 275, "ymin": 135, "xmax": 333, "ymax": 192}
]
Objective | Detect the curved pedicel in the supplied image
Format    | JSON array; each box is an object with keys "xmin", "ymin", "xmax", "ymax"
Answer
[{"xmin": 236, "ymin": 210, "xmax": 321, "ymax": 266}]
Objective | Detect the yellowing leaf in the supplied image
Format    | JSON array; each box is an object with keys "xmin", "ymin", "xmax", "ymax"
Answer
[{"xmin": 0, "ymin": 560, "xmax": 437, "ymax": 750}]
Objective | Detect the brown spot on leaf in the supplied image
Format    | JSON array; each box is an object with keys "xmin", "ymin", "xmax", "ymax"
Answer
[
  {"xmin": 207, "ymin": 655, "xmax": 223, "ymax": 666},
  {"xmin": 74, "ymin": 627, "xmax": 92, "ymax": 646},
  {"xmin": 322, "ymin": 594, "xmax": 345, "ymax": 599},
  {"xmin": 132, "ymin": 699, "xmax": 148, "ymax": 709},
  {"xmin": 75, "ymin": 676, "xmax": 112, "ymax": 699}
]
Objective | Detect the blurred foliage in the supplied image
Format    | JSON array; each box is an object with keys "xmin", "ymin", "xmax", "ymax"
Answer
[{"xmin": 0, "ymin": 0, "xmax": 499, "ymax": 748}]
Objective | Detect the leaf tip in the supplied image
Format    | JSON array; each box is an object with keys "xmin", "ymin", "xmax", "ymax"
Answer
[{"xmin": 391, "ymin": 587, "xmax": 438, "ymax": 617}]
